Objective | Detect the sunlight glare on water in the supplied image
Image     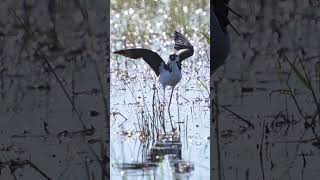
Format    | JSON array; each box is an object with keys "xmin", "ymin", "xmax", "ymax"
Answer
[{"xmin": 110, "ymin": 0, "xmax": 209, "ymax": 179}]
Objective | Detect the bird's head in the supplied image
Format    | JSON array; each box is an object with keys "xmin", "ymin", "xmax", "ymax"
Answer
[{"xmin": 169, "ymin": 54, "xmax": 179, "ymax": 62}]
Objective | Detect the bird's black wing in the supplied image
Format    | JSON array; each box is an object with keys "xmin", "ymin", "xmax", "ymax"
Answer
[
  {"xmin": 173, "ymin": 31, "xmax": 194, "ymax": 62},
  {"xmin": 113, "ymin": 48, "xmax": 165, "ymax": 76}
]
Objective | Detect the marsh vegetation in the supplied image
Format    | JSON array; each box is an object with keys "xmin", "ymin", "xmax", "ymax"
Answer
[{"xmin": 110, "ymin": 0, "xmax": 210, "ymax": 179}]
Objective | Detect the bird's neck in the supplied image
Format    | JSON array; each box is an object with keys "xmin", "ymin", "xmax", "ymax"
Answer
[{"xmin": 169, "ymin": 61, "xmax": 180, "ymax": 73}]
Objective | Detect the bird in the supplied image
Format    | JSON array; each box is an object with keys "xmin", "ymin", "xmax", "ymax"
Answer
[
  {"xmin": 113, "ymin": 31, "xmax": 194, "ymax": 111},
  {"xmin": 211, "ymin": 0, "xmax": 245, "ymax": 74}
]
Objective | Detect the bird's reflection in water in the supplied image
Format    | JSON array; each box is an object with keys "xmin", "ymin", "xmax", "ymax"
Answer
[{"xmin": 114, "ymin": 129, "xmax": 195, "ymax": 179}]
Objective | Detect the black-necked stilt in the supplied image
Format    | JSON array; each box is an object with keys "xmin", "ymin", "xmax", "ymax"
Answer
[
  {"xmin": 114, "ymin": 31, "xmax": 194, "ymax": 111},
  {"xmin": 212, "ymin": 0, "xmax": 245, "ymax": 74}
]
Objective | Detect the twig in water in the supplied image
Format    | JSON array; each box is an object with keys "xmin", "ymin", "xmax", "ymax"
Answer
[
  {"xmin": 298, "ymin": 54, "xmax": 320, "ymax": 123},
  {"xmin": 91, "ymin": 47, "xmax": 110, "ymax": 180},
  {"xmin": 84, "ymin": 157, "xmax": 91, "ymax": 180},
  {"xmin": 301, "ymin": 150, "xmax": 307, "ymax": 179},
  {"xmin": 218, "ymin": 104, "xmax": 255, "ymax": 129},
  {"xmin": 214, "ymin": 80, "xmax": 222, "ymax": 180},
  {"xmin": 112, "ymin": 112, "xmax": 128, "ymax": 127},
  {"xmin": 8, "ymin": 160, "xmax": 53, "ymax": 180},
  {"xmin": 86, "ymin": 144, "xmax": 109, "ymax": 177},
  {"xmin": 259, "ymin": 119, "xmax": 266, "ymax": 180}
]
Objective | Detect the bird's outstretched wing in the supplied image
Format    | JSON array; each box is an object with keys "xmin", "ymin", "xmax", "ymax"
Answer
[
  {"xmin": 173, "ymin": 31, "xmax": 194, "ymax": 62},
  {"xmin": 113, "ymin": 49, "xmax": 165, "ymax": 76}
]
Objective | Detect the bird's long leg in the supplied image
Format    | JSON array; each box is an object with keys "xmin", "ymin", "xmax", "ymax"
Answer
[
  {"xmin": 162, "ymin": 85, "xmax": 166, "ymax": 105},
  {"xmin": 162, "ymin": 85, "xmax": 167, "ymax": 134},
  {"xmin": 168, "ymin": 85, "xmax": 176, "ymax": 112}
]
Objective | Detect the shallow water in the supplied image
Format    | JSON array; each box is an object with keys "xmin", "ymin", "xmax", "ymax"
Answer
[{"xmin": 110, "ymin": 0, "xmax": 210, "ymax": 179}]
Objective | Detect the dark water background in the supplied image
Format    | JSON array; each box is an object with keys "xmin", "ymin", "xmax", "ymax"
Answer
[
  {"xmin": 0, "ymin": 1, "xmax": 108, "ymax": 179},
  {"xmin": 213, "ymin": 1, "xmax": 320, "ymax": 180}
]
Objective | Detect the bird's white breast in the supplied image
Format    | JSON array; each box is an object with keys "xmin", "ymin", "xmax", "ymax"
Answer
[{"xmin": 159, "ymin": 65, "xmax": 182, "ymax": 87}]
